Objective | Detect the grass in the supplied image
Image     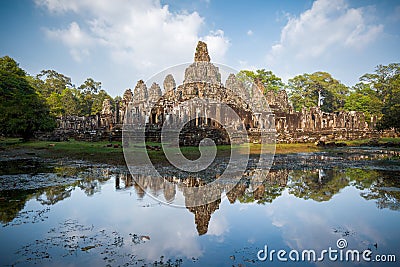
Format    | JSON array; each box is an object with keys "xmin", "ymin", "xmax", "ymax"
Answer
[
  {"xmin": 1, "ymin": 137, "xmax": 399, "ymax": 165},
  {"xmin": 344, "ymin": 137, "xmax": 400, "ymax": 146},
  {"xmin": 0, "ymin": 138, "xmax": 125, "ymax": 165}
]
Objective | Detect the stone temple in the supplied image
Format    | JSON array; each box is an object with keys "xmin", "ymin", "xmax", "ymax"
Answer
[
  {"xmin": 122, "ymin": 41, "xmax": 274, "ymax": 145},
  {"xmin": 52, "ymin": 41, "xmax": 377, "ymax": 143}
]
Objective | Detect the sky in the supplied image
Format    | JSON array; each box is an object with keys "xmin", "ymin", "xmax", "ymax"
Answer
[{"xmin": 0, "ymin": 0, "xmax": 399, "ymax": 97}]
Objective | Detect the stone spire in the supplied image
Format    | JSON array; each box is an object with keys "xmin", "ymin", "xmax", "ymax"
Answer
[
  {"xmin": 148, "ymin": 82, "xmax": 162, "ymax": 102},
  {"xmin": 183, "ymin": 41, "xmax": 221, "ymax": 85},
  {"xmin": 225, "ymin": 73, "xmax": 249, "ymax": 101},
  {"xmin": 163, "ymin": 74, "xmax": 176, "ymax": 91},
  {"xmin": 133, "ymin": 80, "xmax": 148, "ymax": 103},
  {"xmin": 194, "ymin": 41, "xmax": 210, "ymax": 62}
]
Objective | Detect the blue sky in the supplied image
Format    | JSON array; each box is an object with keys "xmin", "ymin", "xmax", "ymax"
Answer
[{"xmin": 1, "ymin": 0, "xmax": 399, "ymax": 96}]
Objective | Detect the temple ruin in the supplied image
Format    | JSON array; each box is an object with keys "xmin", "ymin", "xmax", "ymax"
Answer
[{"xmin": 49, "ymin": 41, "xmax": 379, "ymax": 143}]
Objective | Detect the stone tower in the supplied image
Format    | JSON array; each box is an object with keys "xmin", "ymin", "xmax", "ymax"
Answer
[
  {"xmin": 194, "ymin": 41, "xmax": 210, "ymax": 62},
  {"xmin": 183, "ymin": 41, "xmax": 221, "ymax": 85}
]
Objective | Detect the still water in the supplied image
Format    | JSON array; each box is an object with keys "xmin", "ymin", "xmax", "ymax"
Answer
[{"xmin": 0, "ymin": 148, "xmax": 399, "ymax": 266}]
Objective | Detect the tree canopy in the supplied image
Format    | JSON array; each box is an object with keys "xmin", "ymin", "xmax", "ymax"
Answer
[
  {"xmin": 360, "ymin": 63, "xmax": 400, "ymax": 130},
  {"xmin": 237, "ymin": 69, "xmax": 284, "ymax": 93},
  {"xmin": 32, "ymin": 71, "xmax": 113, "ymax": 117},
  {"xmin": 287, "ymin": 72, "xmax": 349, "ymax": 113},
  {"xmin": 35, "ymin": 69, "xmax": 73, "ymax": 97},
  {"xmin": 344, "ymin": 82, "xmax": 382, "ymax": 121},
  {"xmin": 0, "ymin": 56, "xmax": 55, "ymax": 139}
]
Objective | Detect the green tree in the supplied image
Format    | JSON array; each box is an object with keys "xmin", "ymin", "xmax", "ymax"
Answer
[
  {"xmin": 344, "ymin": 82, "xmax": 382, "ymax": 121},
  {"xmin": 60, "ymin": 88, "xmax": 82, "ymax": 116},
  {"xmin": 31, "ymin": 69, "xmax": 81, "ymax": 117},
  {"xmin": 78, "ymin": 77, "xmax": 101, "ymax": 94},
  {"xmin": 35, "ymin": 69, "xmax": 73, "ymax": 97},
  {"xmin": 360, "ymin": 63, "xmax": 400, "ymax": 131},
  {"xmin": 46, "ymin": 92, "xmax": 63, "ymax": 116},
  {"xmin": 91, "ymin": 89, "xmax": 113, "ymax": 114},
  {"xmin": 0, "ymin": 56, "xmax": 55, "ymax": 139},
  {"xmin": 287, "ymin": 72, "xmax": 349, "ymax": 113},
  {"xmin": 346, "ymin": 169, "xmax": 400, "ymax": 211},
  {"xmin": 78, "ymin": 78, "xmax": 103, "ymax": 116},
  {"xmin": 360, "ymin": 63, "xmax": 400, "ymax": 101},
  {"xmin": 237, "ymin": 69, "xmax": 284, "ymax": 93}
]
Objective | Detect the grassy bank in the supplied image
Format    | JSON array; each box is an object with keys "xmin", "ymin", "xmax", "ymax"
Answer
[
  {"xmin": 343, "ymin": 137, "xmax": 400, "ymax": 146},
  {"xmin": 0, "ymin": 138, "xmax": 125, "ymax": 165},
  {"xmin": 1, "ymin": 137, "xmax": 399, "ymax": 165}
]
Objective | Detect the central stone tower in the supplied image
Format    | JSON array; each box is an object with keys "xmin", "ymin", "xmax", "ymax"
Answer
[
  {"xmin": 194, "ymin": 41, "xmax": 211, "ymax": 62},
  {"xmin": 183, "ymin": 41, "xmax": 221, "ymax": 86}
]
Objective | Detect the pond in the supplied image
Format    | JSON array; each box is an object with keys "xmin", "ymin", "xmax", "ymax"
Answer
[{"xmin": 0, "ymin": 147, "xmax": 399, "ymax": 266}]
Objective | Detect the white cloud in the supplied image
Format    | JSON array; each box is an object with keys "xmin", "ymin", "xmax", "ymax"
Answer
[
  {"xmin": 207, "ymin": 214, "xmax": 229, "ymax": 237},
  {"xmin": 45, "ymin": 22, "xmax": 93, "ymax": 61},
  {"xmin": 268, "ymin": 0, "xmax": 383, "ymax": 62},
  {"xmin": 247, "ymin": 29, "xmax": 253, "ymax": 36},
  {"xmin": 201, "ymin": 30, "xmax": 231, "ymax": 63},
  {"xmin": 267, "ymin": 0, "xmax": 383, "ymax": 85},
  {"xmin": 36, "ymin": 0, "xmax": 230, "ymax": 79}
]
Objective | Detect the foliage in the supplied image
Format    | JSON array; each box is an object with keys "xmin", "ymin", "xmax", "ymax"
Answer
[
  {"xmin": 34, "ymin": 71, "xmax": 113, "ymax": 117},
  {"xmin": 237, "ymin": 69, "xmax": 284, "ymax": 93},
  {"xmin": 91, "ymin": 89, "xmax": 114, "ymax": 115},
  {"xmin": 360, "ymin": 63, "xmax": 400, "ymax": 131},
  {"xmin": 287, "ymin": 72, "xmax": 349, "ymax": 113},
  {"xmin": 78, "ymin": 77, "xmax": 101, "ymax": 94},
  {"xmin": 61, "ymin": 88, "xmax": 82, "ymax": 116},
  {"xmin": 35, "ymin": 69, "xmax": 73, "ymax": 97},
  {"xmin": 287, "ymin": 169, "xmax": 348, "ymax": 202},
  {"xmin": 379, "ymin": 83, "xmax": 400, "ymax": 131},
  {"xmin": 344, "ymin": 82, "xmax": 382, "ymax": 121},
  {"xmin": 0, "ymin": 56, "xmax": 56, "ymax": 139},
  {"xmin": 346, "ymin": 168, "xmax": 400, "ymax": 211}
]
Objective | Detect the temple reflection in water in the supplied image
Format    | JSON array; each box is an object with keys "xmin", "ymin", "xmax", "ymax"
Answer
[
  {"xmin": 1, "ymin": 161, "xmax": 399, "ymax": 235},
  {"xmin": 115, "ymin": 169, "xmax": 288, "ymax": 235},
  {"xmin": 113, "ymin": 165, "xmax": 400, "ymax": 235}
]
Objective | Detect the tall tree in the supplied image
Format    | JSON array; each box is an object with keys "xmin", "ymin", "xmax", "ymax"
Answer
[
  {"xmin": 60, "ymin": 88, "xmax": 82, "ymax": 116},
  {"xmin": 78, "ymin": 78, "xmax": 101, "ymax": 94},
  {"xmin": 0, "ymin": 56, "xmax": 55, "ymax": 139},
  {"xmin": 360, "ymin": 63, "xmax": 400, "ymax": 130},
  {"xmin": 36, "ymin": 69, "xmax": 73, "ymax": 97},
  {"xmin": 46, "ymin": 92, "xmax": 63, "ymax": 116},
  {"xmin": 78, "ymin": 78, "xmax": 102, "ymax": 116},
  {"xmin": 287, "ymin": 72, "xmax": 349, "ymax": 113}
]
